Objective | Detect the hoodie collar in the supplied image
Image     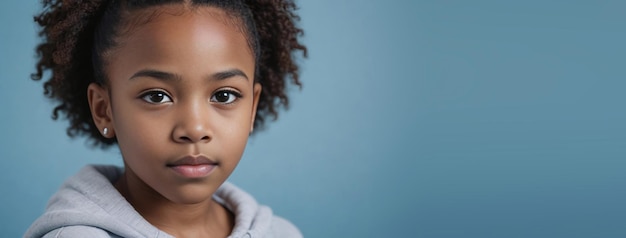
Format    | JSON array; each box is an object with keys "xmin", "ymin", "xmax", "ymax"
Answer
[{"xmin": 26, "ymin": 165, "xmax": 273, "ymax": 238}]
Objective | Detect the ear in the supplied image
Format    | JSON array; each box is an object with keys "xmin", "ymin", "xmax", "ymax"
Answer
[
  {"xmin": 250, "ymin": 83, "xmax": 262, "ymax": 133},
  {"xmin": 87, "ymin": 83, "xmax": 115, "ymax": 138}
]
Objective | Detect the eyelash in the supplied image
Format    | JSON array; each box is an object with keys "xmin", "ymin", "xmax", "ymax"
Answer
[
  {"xmin": 211, "ymin": 89, "xmax": 242, "ymax": 104},
  {"xmin": 140, "ymin": 90, "xmax": 172, "ymax": 104},
  {"xmin": 138, "ymin": 89, "xmax": 242, "ymax": 105}
]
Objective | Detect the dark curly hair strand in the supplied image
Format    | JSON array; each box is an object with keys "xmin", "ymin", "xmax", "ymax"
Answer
[{"xmin": 32, "ymin": 0, "xmax": 307, "ymax": 148}]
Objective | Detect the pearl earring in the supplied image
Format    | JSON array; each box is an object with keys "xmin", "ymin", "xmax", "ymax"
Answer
[{"xmin": 103, "ymin": 127, "xmax": 109, "ymax": 136}]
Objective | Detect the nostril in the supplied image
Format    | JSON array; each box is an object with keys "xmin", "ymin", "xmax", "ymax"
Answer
[
  {"xmin": 179, "ymin": 136, "xmax": 193, "ymax": 142},
  {"xmin": 173, "ymin": 125, "xmax": 211, "ymax": 143},
  {"xmin": 177, "ymin": 135, "xmax": 210, "ymax": 143}
]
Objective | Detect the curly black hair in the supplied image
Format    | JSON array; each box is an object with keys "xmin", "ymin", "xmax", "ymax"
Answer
[{"xmin": 32, "ymin": 0, "xmax": 307, "ymax": 148}]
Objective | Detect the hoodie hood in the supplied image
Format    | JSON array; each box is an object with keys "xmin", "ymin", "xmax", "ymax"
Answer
[{"xmin": 25, "ymin": 165, "xmax": 291, "ymax": 238}]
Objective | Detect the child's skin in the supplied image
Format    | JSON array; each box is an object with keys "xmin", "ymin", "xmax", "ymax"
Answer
[{"xmin": 87, "ymin": 5, "xmax": 261, "ymax": 237}]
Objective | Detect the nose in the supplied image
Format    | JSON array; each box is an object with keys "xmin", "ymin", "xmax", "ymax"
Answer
[{"xmin": 172, "ymin": 101, "xmax": 212, "ymax": 144}]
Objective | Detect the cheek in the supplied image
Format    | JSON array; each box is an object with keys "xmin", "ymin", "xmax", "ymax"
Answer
[
  {"xmin": 112, "ymin": 104, "xmax": 170, "ymax": 156},
  {"xmin": 215, "ymin": 109, "xmax": 253, "ymax": 156}
]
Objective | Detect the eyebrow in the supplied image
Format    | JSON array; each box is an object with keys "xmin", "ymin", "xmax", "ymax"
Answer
[
  {"xmin": 129, "ymin": 69, "xmax": 182, "ymax": 81},
  {"xmin": 129, "ymin": 69, "xmax": 249, "ymax": 82},
  {"xmin": 212, "ymin": 69, "xmax": 249, "ymax": 81}
]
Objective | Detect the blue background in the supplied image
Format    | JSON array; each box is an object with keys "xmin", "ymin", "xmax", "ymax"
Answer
[{"xmin": 2, "ymin": 0, "xmax": 625, "ymax": 237}]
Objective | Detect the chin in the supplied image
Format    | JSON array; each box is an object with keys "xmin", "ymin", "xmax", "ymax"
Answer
[{"xmin": 165, "ymin": 184, "xmax": 219, "ymax": 205}]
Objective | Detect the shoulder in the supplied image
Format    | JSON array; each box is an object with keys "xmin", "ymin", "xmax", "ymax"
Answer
[
  {"xmin": 215, "ymin": 182, "xmax": 303, "ymax": 238},
  {"xmin": 40, "ymin": 226, "xmax": 119, "ymax": 238},
  {"xmin": 270, "ymin": 216, "xmax": 303, "ymax": 238},
  {"xmin": 25, "ymin": 165, "xmax": 158, "ymax": 238}
]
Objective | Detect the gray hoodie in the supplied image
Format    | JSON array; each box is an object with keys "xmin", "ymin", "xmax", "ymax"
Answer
[{"xmin": 24, "ymin": 165, "xmax": 302, "ymax": 238}]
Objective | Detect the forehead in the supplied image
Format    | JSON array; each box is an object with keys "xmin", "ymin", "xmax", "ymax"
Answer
[
  {"xmin": 122, "ymin": 4, "xmax": 245, "ymax": 35},
  {"xmin": 130, "ymin": 4, "xmax": 246, "ymax": 41},
  {"xmin": 104, "ymin": 5, "xmax": 255, "ymax": 81},
  {"xmin": 109, "ymin": 4, "xmax": 253, "ymax": 59}
]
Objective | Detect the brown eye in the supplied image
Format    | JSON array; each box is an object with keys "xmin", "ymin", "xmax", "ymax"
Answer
[
  {"xmin": 140, "ymin": 91, "xmax": 172, "ymax": 104},
  {"xmin": 211, "ymin": 90, "xmax": 241, "ymax": 104}
]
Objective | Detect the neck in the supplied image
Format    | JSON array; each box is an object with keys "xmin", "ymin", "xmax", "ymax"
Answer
[{"xmin": 114, "ymin": 168, "xmax": 234, "ymax": 238}]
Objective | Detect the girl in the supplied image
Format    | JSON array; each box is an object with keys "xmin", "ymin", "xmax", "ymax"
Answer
[{"xmin": 25, "ymin": 0, "xmax": 306, "ymax": 237}]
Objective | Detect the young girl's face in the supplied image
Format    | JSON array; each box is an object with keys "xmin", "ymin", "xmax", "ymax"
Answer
[{"xmin": 90, "ymin": 5, "xmax": 260, "ymax": 204}]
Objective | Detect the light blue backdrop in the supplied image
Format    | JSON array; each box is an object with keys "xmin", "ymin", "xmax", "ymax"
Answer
[{"xmin": 1, "ymin": 0, "xmax": 625, "ymax": 237}]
